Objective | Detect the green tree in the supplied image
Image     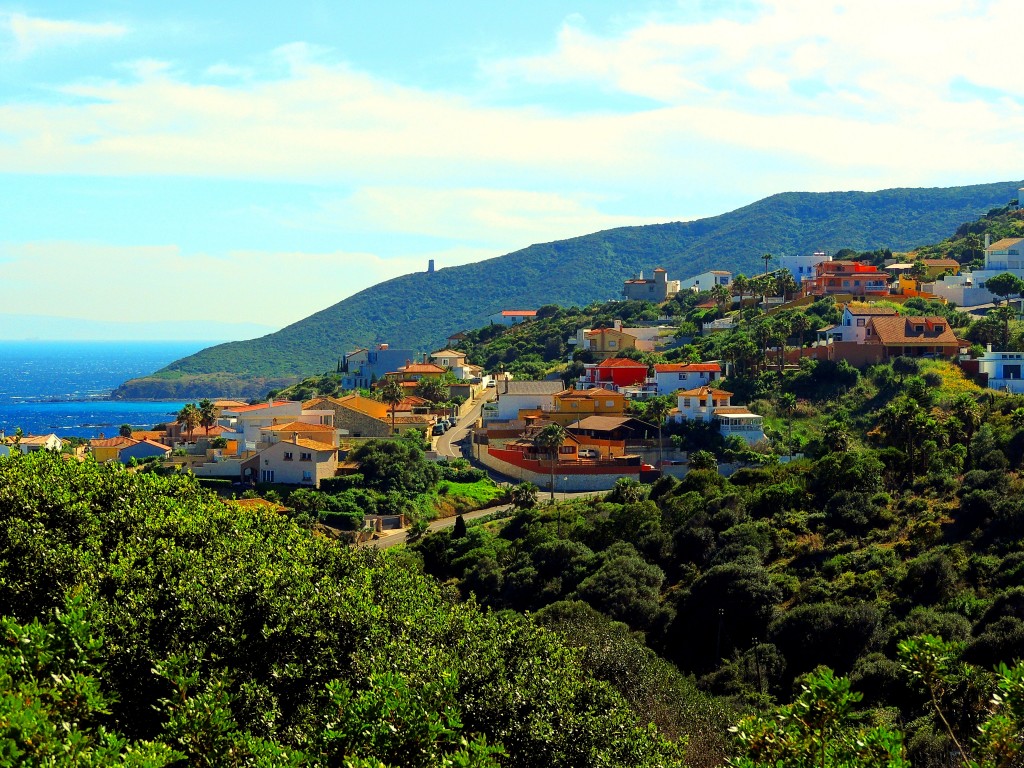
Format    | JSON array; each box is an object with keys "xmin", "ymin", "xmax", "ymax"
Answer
[
  {"xmin": 118, "ymin": 423, "xmax": 133, "ymax": 438},
  {"xmin": 729, "ymin": 668, "xmax": 908, "ymax": 768},
  {"xmin": 175, "ymin": 403, "xmax": 200, "ymax": 442},
  {"xmin": 198, "ymin": 398, "xmax": 218, "ymax": 436},
  {"xmin": 510, "ymin": 481, "xmax": 538, "ymax": 509},
  {"xmin": 689, "ymin": 449, "xmax": 717, "ymax": 471},
  {"xmin": 711, "ymin": 282, "xmax": 731, "ymax": 308},
  {"xmin": 534, "ymin": 423, "xmax": 567, "ymax": 501},
  {"xmin": 985, "ymin": 272, "xmax": 1024, "ymax": 305},
  {"xmin": 646, "ymin": 398, "xmax": 673, "ymax": 467},
  {"xmin": 379, "ymin": 379, "xmax": 405, "ymax": 435}
]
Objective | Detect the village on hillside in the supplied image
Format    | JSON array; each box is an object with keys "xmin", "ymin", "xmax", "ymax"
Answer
[{"xmin": 8, "ymin": 199, "xmax": 1024, "ymax": 537}]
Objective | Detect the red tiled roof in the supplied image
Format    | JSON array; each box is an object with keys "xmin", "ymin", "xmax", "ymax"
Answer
[
  {"xmin": 596, "ymin": 357, "xmax": 648, "ymax": 369},
  {"xmin": 260, "ymin": 421, "xmax": 335, "ymax": 433},
  {"xmin": 988, "ymin": 237, "xmax": 1024, "ymax": 250},
  {"xmin": 401, "ymin": 363, "xmax": 447, "ymax": 374},
  {"xmin": 868, "ymin": 315, "xmax": 959, "ymax": 346},
  {"xmin": 654, "ymin": 363, "xmax": 722, "ymax": 373},
  {"xmin": 501, "ymin": 310, "xmax": 537, "ymax": 317},
  {"xmin": 845, "ymin": 303, "xmax": 898, "ymax": 316},
  {"xmin": 677, "ymin": 386, "xmax": 733, "ymax": 398},
  {"xmin": 91, "ymin": 436, "xmax": 137, "ymax": 448},
  {"xmin": 227, "ymin": 400, "xmax": 292, "ymax": 413}
]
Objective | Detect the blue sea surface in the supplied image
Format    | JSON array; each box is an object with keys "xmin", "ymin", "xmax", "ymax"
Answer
[{"xmin": 0, "ymin": 341, "xmax": 215, "ymax": 439}]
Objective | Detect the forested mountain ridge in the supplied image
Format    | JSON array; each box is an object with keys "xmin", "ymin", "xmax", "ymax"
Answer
[{"xmin": 113, "ymin": 179, "xmax": 1023, "ymax": 399}]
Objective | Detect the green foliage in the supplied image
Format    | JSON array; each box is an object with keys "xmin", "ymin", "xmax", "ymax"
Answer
[{"xmin": 0, "ymin": 452, "xmax": 684, "ymax": 766}]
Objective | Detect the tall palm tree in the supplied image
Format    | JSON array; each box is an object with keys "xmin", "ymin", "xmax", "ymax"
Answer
[
  {"xmin": 176, "ymin": 403, "xmax": 200, "ymax": 443},
  {"xmin": 732, "ymin": 274, "xmax": 749, "ymax": 319},
  {"xmin": 778, "ymin": 392, "xmax": 797, "ymax": 453},
  {"xmin": 645, "ymin": 398, "xmax": 673, "ymax": 468},
  {"xmin": 379, "ymin": 379, "xmax": 405, "ymax": 435},
  {"xmin": 534, "ymin": 423, "xmax": 567, "ymax": 501},
  {"xmin": 775, "ymin": 269, "xmax": 799, "ymax": 302},
  {"xmin": 198, "ymin": 398, "xmax": 218, "ymax": 437},
  {"xmin": 762, "ymin": 252, "xmax": 774, "ymax": 275},
  {"xmin": 789, "ymin": 313, "xmax": 812, "ymax": 359}
]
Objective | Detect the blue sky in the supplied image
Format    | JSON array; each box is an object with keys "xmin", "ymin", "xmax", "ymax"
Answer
[{"xmin": 1, "ymin": 1, "xmax": 1021, "ymax": 340}]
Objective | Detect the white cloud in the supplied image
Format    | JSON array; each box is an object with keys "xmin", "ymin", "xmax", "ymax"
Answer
[
  {"xmin": 5, "ymin": 12, "xmax": 127, "ymax": 57},
  {"xmin": 269, "ymin": 187, "xmax": 664, "ymax": 250},
  {"xmin": 0, "ymin": 241, "xmax": 494, "ymax": 333}
]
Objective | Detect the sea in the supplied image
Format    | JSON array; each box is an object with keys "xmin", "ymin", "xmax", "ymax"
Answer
[{"xmin": 0, "ymin": 341, "xmax": 216, "ymax": 439}]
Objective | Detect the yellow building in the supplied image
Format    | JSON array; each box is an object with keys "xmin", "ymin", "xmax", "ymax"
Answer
[
  {"xmin": 520, "ymin": 387, "xmax": 627, "ymax": 426},
  {"xmin": 581, "ymin": 327, "xmax": 638, "ymax": 360}
]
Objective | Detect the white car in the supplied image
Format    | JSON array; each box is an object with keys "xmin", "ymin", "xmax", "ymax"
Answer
[{"xmin": 578, "ymin": 448, "xmax": 599, "ymax": 459}]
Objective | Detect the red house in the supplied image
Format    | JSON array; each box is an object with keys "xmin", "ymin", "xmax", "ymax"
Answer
[{"xmin": 579, "ymin": 357, "xmax": 649, "ymax": 391}]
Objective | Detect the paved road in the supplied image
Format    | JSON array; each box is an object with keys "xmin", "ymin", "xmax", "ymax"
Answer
[{"xmin": 434, "ymin": 388, "xmax": 495, "ymax": 459}]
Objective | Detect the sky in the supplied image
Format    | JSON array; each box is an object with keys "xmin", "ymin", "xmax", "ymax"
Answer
[{"xmin": 0, "ymin": 1, "xmax": 1021, "ymax": 340}]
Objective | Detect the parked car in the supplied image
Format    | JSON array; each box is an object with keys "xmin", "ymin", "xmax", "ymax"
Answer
[
  {"xmin": 486, "ymin": 380, "xmax": 496, "ymax": 388},
  {"xmin": 578, "ymin": 448, "xmax": 599, "ymax": 458},
  {"xmin": 431, "ymin": 423, "xmax": 446, "ymax": 436}
]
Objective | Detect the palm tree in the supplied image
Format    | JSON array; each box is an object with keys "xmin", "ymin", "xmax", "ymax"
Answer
[
  {"xmin": 732, "ymin": 274, "xmax": 749, "ymax": 318},
  {"xmin": 1010, "ymin": 408, "xmax": 1024, "ymax": 432},
  {"xmin": 198, "ymin": 398, "xmax": 218, "ymax": 437},
  {"xmin": 775, "ymin": 269, "xmax": 799, "ymax": 302},
  {"xmin": 176, "ymin": 403, "xmax": 200, "ymax": 443},
  {"xmin": 790, "ymin": 312, "xmax": 812, "ymax": 359},
  {"xmin": 710, "ymin": 283, "xmax": 731, "ymax": 310},
  {"xmin": 645, "ymin": 398, "xmax": 673, "ymax": 468},
  {"xmin": 379, "ymin": 379, "xmax": 405, "ymax": 435},
  {"xmin": 762, "ymin": 252, "xmax": 774, "ymax": 275},
  {"xmin": 951, "ymin": 393, "xmax": 982, "ymax": 467},
  {"xmin": 534, "ymin": 423, "xmax": 567, "ymax": 501}
]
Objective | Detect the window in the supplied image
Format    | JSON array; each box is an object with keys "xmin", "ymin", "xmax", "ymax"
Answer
[
  {"xmin": 283, "ymin": 451, "xmax": 293, "ymax": 461},
  {"xmin": 678, "ymin": 373, "xmax": 687, "ymax": 380},
  {"xmin": 856, "ymin": 318, "xmax": 865, "ymax": 327},
  {"xmin": 559, "ymin": 446, "xmax": 575, "ymax": 454},
  {"xmin": 935, "ymin": 325, "xmax": 945, "ymax": 333},
  {"xmin": 915, "ymin": 325, "xmax": 924, "ymax": 333},
  {"xmin": 683, "ymin": 398, "xmax": 691, "ymax": 407},
  {"xmin": 605, "ymin": 401, "xmax": 614, "ymax": 407},
  {"xmin": 300, "ymin": 452, "xmax": 312, "ymax": 461},
  {"xmin": 302, "ymin": 471, "xmax": 312, "ymax": 482},
  {"xmin": 844, "ymin": 318, "xmax": 852, "ymax": 326},
  {"xmin": 867, "ymin": 327, "xmax": 873, "ymax": 336},
  {"xmin": 700, "ymin": 371, "xmax": 707, "ymax": 378},
  {"xmin": 609, "ymin": 341, "xmax": 617, "ymax": 348},
  {"xmin": 261, "ymin": 469, "xmax": 274, "ymax": 483}
]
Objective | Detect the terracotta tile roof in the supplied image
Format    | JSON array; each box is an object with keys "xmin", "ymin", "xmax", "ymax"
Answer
[
  {"xmin": 568, "ymin": 415, "xmax": 644, "ymax": 431},
  {"xmin": 501, "ymin": 310, "xmax": 537, "ymax": 317},
  {"xmin": 654, "ymin": 363, "xmax": 722, "ymax": 373},
  {"xmin": 401, "ymin": 363, "xmax": 447, "ymax": 374},
  {"xmin": 714, "ymin": 406, "xmax": 760, "ymax": 416},
  {"xmin": 213, "ymin": 400, "xmax": 249, "ymax": 408},
  {"xmin": 91, "ymin": 436, "xmax": 137, "ymax": 448},
  {"xmin": 846, "ymin": 303, "xmax": 899, "ymax": 316},
  {"xmin": 260, "ymin": 421, "xmax": 335, "ymax": 433},
  {"xmin": 19, "ymin": 434, "xmax": 59, "ymax": 445},
  {"xmin": 678, "ymin": 386, "xmax": 733, "ymax": 398},
  {"xmin": 287, "ymin": 438, "xmax": 337, "ymax": 453},
  {"xmin": 868, "ymin": 315, "xmax": 959, "ymax": 346},
  {"xmin": 596, "ymin": 357, "xmax": 648, "ymax": 369},
  {"xmin": 314, "ymin": 394, "xmax": 389, "ymax": 420},
  {"xmin": 430, "ymin": 349, "xmax": 465, "ymax": 358},
  {"xmin": 922, "ymin": 259, "xmax": 960, "ymax": 268},
  {"xmin": 987, "ymin": 237, "xmax": 1024, "ymax": 250},
  {"xmin": 393, "ymin": 415, "xmax": 433, "ymax": 425},
  {"xmin": 226, "ymin": 400, "xmax": 292, "ymax": 413},
  {"xmin": 130, "ymin": 430, "xmax": 166, "ymax": 441},
  {"xmin": 556, "ymin": 387, "xmax": 623, "ymax": 399}
]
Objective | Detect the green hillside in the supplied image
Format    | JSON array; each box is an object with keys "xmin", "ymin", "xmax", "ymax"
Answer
[{"xmin": 115, "ymin": 179, "xmax": 1022, "ymax": 399}]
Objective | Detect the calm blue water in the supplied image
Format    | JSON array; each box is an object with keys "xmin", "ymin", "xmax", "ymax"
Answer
[{"xmin": 0, "ymin": 341, "xmax": 215, "ymax": 439}]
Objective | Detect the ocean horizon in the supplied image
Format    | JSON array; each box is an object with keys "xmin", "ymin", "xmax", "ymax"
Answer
[{"xmin": 0, "ymin": 340, "xmax": 219, "ymax": 438}]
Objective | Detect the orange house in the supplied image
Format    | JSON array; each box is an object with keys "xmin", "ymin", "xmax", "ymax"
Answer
[{"xmin": 804, "ymin": 261, "xmax": 890, "ymax": 298}]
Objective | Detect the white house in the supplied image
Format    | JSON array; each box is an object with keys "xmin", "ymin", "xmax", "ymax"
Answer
[
  {"xmin": 430, "ymin": 349, "xmax": 468, "ymax": 369},
  {"xmin": 489, "ymin": 309, "xmax": 537, "ymax": 325},
  {"xmin": 0, "ymin": 432, "xmax": 62, "ymax": 456},
  {"xmin": 672, "ymin": 386, "xmax": 765, "ymax": 444},
  {"xmin": 650, "ymin": 362, "xmax": 722, "ymax": 395},
  {"xmin": 679, "ymin": 270, "xmax": 731, "ymax": 292},
  {"xmin": 220, "ymin": 400, "xmax": 334, "ymax": 455},
  {"xmin": 782, "ymin": 252, "xmax": 832, "ymax": 284},
  {"xmin": 976, "ymin": 348, "xmax": 1024, "ymax": 394},
  {"xmin": 491, "ymin": 380, "xmax": 565, "ymax": 421}
]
